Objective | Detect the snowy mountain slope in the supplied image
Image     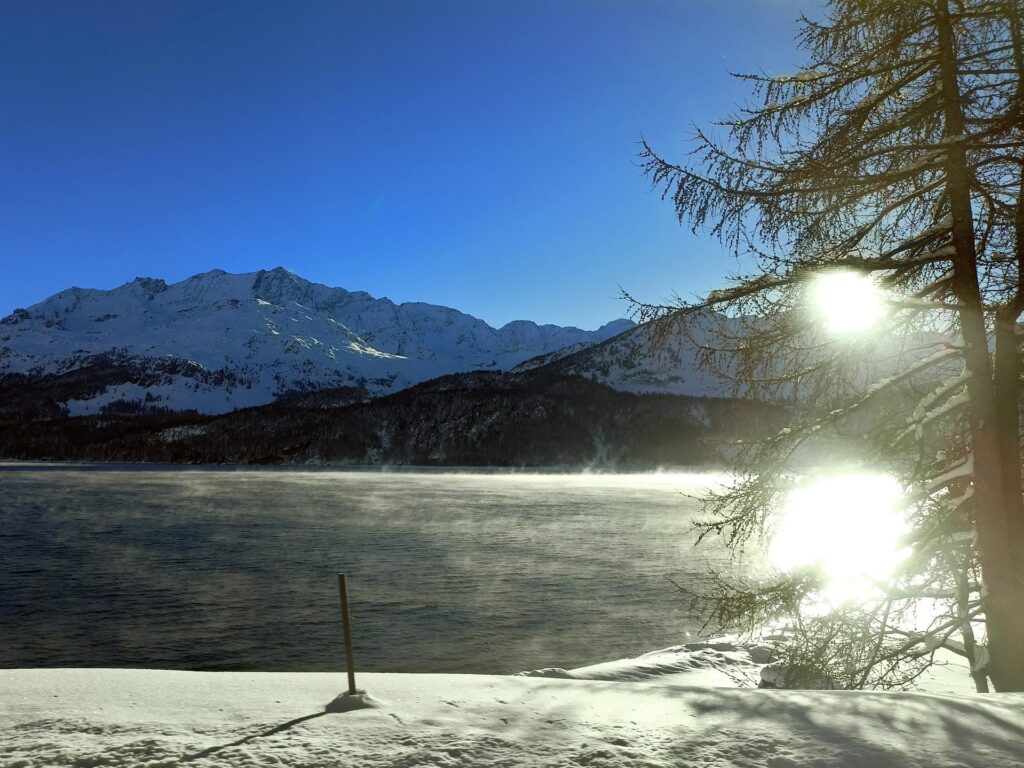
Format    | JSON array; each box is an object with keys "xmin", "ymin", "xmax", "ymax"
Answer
[
  {"xmin": 518, "ymin": 309, "xmax": 951, "ymax": 401},
  {"xmin": 520, "ymin": 313, "xmax": 732, "ymax": 396},
  {"xmin": 0, "ymin": 268, "xmax": 634, "ymax": 414}
]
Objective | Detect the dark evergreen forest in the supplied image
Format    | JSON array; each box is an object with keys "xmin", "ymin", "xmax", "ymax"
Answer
[{"xmin": 0, "ymin": 369, "xmax": 782, "ymax": 467}]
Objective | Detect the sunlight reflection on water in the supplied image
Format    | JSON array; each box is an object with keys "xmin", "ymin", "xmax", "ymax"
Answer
[{"xmin": 0, "ymin": 466, "xmax": 745, "ymax": 673}]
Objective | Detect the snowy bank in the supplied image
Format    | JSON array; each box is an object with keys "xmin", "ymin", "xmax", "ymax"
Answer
[
  {"xmin": 3, "ymin": 666, "xmax": 1023, "ymax": 767},
  {"xmin": 517, "ymin": 640, "xmax": 767, "ymax": 688}
]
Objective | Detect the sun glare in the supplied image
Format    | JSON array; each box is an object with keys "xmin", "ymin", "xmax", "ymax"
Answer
[
  {"xmin": 769, "ymin": 473, "xmax": 909, "ymax": 607},
  {"xmin": 811, "ymin": 271, "xmax": 887, "ymax": 333}
]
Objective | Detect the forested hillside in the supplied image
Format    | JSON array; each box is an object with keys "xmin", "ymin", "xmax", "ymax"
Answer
[{"xmin": 0, "ymin": 371, "xmax": 782, "ymax": 466}]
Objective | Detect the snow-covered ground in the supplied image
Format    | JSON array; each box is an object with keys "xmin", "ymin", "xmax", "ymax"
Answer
[{"xmin": 4, "ymin": 644, "xmax": 1022, "ymax": 767}]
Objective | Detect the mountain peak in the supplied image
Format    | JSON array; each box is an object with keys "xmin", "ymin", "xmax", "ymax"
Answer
[
  {"xmin": 597, "ymin": 318, "xmax": 636, "ymax": 334},
  {"xmin": 251, "ymin": 267, "xmax": 311, "ymax": 304},
  {"xmin": 128, "ymin": 277, "xmax": 168, "ymax": 299}
]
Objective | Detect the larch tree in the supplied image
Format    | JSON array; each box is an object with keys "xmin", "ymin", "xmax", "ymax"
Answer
[{"xmin": 639, "ymin": 0, "xmax": 1024, "ymax": 691}]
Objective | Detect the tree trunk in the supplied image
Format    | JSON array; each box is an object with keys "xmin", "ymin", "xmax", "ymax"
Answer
[
  {"xmin": 935, "ymin": 0, "xmax": 1024, "ymax": 691},
  {"xmin": 952, "ymin": 550, "xmax": 991, "ymax": 692}
]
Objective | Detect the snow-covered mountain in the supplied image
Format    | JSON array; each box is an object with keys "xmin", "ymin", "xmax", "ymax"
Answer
[
  {"xmin": 0, "ymin": 268, "xmax": 635, "ymax": 414},
  {"xmin": 516, "ymin": 315, "xmax": 729, "ymax": 397},
  {"xmin": 520, "ymin": 309, "xmax": 943, "ymax": 400}
]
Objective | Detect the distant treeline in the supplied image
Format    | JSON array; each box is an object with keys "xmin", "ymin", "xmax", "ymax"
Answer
[{"xmin": 0, "ymin": 370, "xmax": 785, "ymax": 466}]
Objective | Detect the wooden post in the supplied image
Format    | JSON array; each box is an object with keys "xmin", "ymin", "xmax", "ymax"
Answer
[{"xmin": 337, "ymin": 573, "xmax": 358, "ymax": 695}]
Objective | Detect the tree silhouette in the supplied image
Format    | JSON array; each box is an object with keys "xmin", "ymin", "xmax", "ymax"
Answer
[{"xmin": 640, "ymin": 0, "xmax": 1024, "ymax": 691}]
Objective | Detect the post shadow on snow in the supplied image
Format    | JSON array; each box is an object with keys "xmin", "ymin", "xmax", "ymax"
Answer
[
  {"xmin": 181, "ymin": 692, "xmax": 379, "ymax": 762},
  {"xmin": 181, "ymin": 711, "xmax": 329, "ymax": 762}
]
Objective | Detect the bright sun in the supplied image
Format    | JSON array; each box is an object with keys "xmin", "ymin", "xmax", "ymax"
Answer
[
  {"xmin": 769, "ymin": 473, "xmax": 909, "ymax": 607},
  {"xmin": 811, "ymin": 271, "xmax": 887, "ymax": 333}
]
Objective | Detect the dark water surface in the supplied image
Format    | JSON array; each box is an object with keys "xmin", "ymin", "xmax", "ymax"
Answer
[{"xmin": 0, "ymin": 465, "xmax": 741, "ymax": 673}]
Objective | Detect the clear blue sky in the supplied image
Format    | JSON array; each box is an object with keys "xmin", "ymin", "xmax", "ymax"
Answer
[{"xmin": 1, "ymin": 0, "xmax": 813, "ymax": 329}]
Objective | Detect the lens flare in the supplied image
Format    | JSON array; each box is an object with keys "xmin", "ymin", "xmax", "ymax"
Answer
[
  {"xmin": 811, "ymin": 271, "xmax": 887, "ymax": 333},
  {"xmin": 769, "ymin": 473, "xmax": 909, "ymax": 607}
]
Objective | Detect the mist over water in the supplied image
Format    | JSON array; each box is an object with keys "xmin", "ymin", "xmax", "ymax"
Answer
[{"xmin": 1, "ymin": 466, "xmax": 743, "ymax": 673}]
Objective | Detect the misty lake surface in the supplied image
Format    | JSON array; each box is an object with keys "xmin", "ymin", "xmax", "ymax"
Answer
[{"xmin": 1, "ymin": 465, "xmax": 747, "ymax": 673}]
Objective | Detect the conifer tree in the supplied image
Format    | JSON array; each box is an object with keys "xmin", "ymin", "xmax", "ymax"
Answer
[{"xmin": 640, "ymin": 0, "xmax": 1024, "ymax": 691}]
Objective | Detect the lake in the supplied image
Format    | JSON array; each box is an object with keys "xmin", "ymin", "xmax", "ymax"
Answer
[{"xmin": 0, "ymin": 465, "xmax": 747, "ymax": 673}]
